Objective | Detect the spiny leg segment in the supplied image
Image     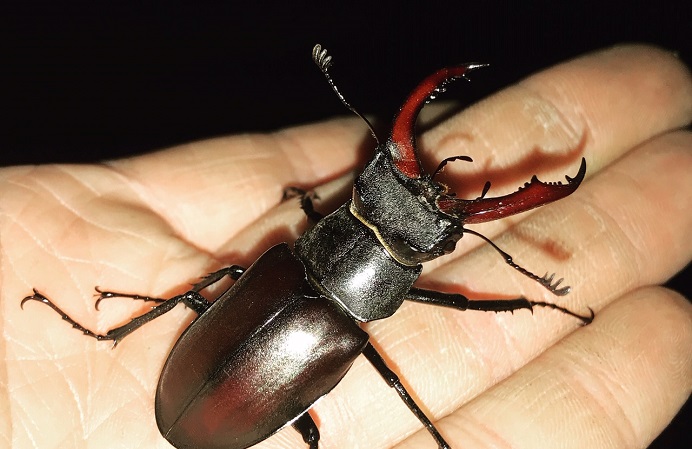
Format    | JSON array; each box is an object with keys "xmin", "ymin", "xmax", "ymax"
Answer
[
  {"xmin": 21, "ymin": 265, "xmax": 246, "ymax": 347},
  {"xmin": 406, "ymin": 288, "xmax": 594, "ymax": 324}
]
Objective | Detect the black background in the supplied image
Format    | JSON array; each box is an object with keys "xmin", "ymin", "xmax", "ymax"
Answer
[{"xmin": 3, "ymin": 2, "xmax": 689, "ymax": 447}]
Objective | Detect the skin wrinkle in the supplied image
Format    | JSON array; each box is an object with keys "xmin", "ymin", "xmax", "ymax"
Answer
[
  {"xmin": 30, "ymin": 169, "xmax": 158, "ymax": 246},
  {"xmin": 583, "ymin": 200, "xmax": 641, "ymax": 289},
  {"xmin": 94, "ymin": 161, "xmax": 176, "ymax": 237},
  {"xmin": 523, "ymin": 94, "xmax": 577, "ymax": 139},
  {"xmin": 570, "ymin": 355, "xmax": 636, "ymax": 448},
  {"xmin": 274, "ymin": 128, "xmax": 321, "ymax": 187},
  {"xmin": 568, "ymin": 195, "xmax": 640, "ymax": 300},
  {"xmin": 550, "ymin": 48, "xmax": 690, "ymax": 157},
  {"xmin": 53, "ymin": 165, "xmax": 102, "ymax": 197},
  {"xmin": 519, "ymin": 72, "xmax": 592, "ymax": 157},
  {"xmin": 462, "ymin": 410, "xmax": 514, "ymax": 449},
  {"xmin": 598, "ymin": 166, "xmax": 652, "ymax": 274},
  {"xmin": 515, "ymin": 85, "xmax": 585, "ymax": 155},
  {"xmin": 274, "ymin": 121, "xmax": 348, "ymax": 185},
  {"xmin": 637, "ymin": 142, "xmax": 692, "ymax": 272},
  {"xmin": 109, "ymin": 138, "xmax": 275, "ymax": 254},
  {"xmin": 442, "ymin": 306, "xmax": 513, "ymax": 394},
  {"xmin": 585, "ymin": 143, "xmax": 692, "ymax": 290},
  {"xmin": 584, "ymin": 350, "xmax": 643, "ymax": 447},
  {"xmin": 102, "ymin": 159, "xmax": 190, "ymax": 241},
  {"xmin": 18, "ymin": 367, "xmax": 75, "ymax": 449}
]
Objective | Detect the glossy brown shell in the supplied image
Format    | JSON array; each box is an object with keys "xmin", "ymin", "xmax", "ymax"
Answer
[{"xmin": 156, "ymin": 243, "xmax": 369, "ymax": 449}]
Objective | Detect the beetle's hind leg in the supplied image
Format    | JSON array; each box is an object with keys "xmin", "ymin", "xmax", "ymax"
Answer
[
  {"xmin": 363, "ymin": 343, "xmax": 451, "ymax": 449},
  {"xmin": 292, "ymin": 412, "xmax": 320, "ymax": 449},
  {"xmin": 21, "ymin": 265, "xmax": 247, "ymax": 347},
  {"xmin": 283, "ymin": 187, "xmax": 324, "ymax": 222},
  {"xmin": 22, "ymin": 289, "xmax": 205, "ymax": 347},
  {"xmin": 95, "ymin": 265, "xmax": 245, "ymax": 310}
]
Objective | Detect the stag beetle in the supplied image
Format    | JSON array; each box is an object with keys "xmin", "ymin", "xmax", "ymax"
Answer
[{"xmin": 22, "ymin": 45, "xmax": 591, "ymax": 449}]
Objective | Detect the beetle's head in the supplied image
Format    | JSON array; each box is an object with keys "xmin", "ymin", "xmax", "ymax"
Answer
[
  {"xmin": 351, "ymin": 147, "xmax": 463, "ymax": 265},
  {"xmin": 350, "ymin": 65, "xmax": 586, "ymax": 266}
]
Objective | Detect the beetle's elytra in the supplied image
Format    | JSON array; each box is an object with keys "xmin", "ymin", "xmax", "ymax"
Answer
[{"xmin": 22, "ymin": 45, "xmax": 591, "ymax": 449}]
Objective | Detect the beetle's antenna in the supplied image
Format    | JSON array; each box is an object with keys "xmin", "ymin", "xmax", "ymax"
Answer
[
  {"xmin": 313, "ymin": 44, "xmax": 380, "ymax": 145},
  {"xmin": 433, "ymin": 156, "xmax": 491, "ymax": 199},
  {"xmin": 432, "ymin": 155, "xmax": 473, "ymax": 178},
  {"xmin": 463, "ymin": 227, "xmax": 571, "ymax": 296}
]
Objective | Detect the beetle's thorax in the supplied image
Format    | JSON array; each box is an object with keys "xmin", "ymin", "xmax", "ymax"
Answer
[
  {"xmin": 294, "ymin": 146, "xmax": 464, "ymax": 323},
  {"xmin": 295, "ymin": 201, "xmax": 421, "ymax": 322},
  {"xmin": 351, "ymin": 145, "xmax": 463, "ymax": 266}
]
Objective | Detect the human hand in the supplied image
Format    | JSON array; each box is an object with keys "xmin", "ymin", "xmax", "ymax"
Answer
[{"xmin": 1, "ymin": 44, "xmax": 690, "ymax": 448}]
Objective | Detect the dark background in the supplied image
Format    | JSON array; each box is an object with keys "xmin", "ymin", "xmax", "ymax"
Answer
[{"xmin": 2, "ymin": 2, "xmax": 689, "ymax": 447}]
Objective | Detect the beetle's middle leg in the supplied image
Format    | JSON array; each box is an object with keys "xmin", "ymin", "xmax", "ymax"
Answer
[{"xmin": 363, "ymin": 342, "xmax": 451, "ymax": 449}]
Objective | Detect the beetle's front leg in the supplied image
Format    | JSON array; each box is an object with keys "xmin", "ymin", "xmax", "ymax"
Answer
[
  {"xmin": 406, "ymin": 287, "xmax": 594, "ymax": 324},
  {"xmin": 283, "ymin": 187, "xmax": 324, "ymax": 222}
]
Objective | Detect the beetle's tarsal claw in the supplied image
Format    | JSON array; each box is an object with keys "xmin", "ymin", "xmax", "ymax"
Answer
[
  {"xmin": 582, "ymin": 307, "xmax": 596, "ymax": 325},
  {"xmin": 20, "ymin": 289, "xmax": 46, "ymax": 309},
  {"xmin": 94, "ymin": 286, "xmax": 113, "ymax": 310}
]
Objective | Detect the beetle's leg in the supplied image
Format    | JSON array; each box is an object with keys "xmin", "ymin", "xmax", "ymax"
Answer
[
  {"xmin": 283, "ymin": 187, "xmax": 324, "ymax": 222},
  {"xmin": 190, "ymin": 265, "xmax": 246, "ymax": 290},
  {"xmin": 22, "ymin": 289, "xmax": 207, "ymax": 347},
  {"xmin": 22, "ymin": 266, "xmax": 247, "ymax": 346},
  {"xmin": 94, "ymin": 286, "xmax": 167, "ymax": 309},
  {"xmin": 406, "ymin": 287, "xmax": 594, "ymax": 324},
  {"xmin": 292, "ymin": 412, "xmax": 320, "ymax": 449},
  {"xmin": 95, "ymin": 265, "xmax": 246, "ymax": 310},
  {"xmin": 363, "ymin": 343, "xmax": 451, "ymax": 449}
]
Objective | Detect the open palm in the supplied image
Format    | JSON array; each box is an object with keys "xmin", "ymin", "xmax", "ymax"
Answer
[{"xmin": 2, "ymin": 45, "xmax": 690, "ymax": 449}]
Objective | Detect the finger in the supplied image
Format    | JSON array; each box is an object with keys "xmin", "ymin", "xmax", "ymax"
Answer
[
  {"xmin": 422, "ymin": 44, "xmax": 692, "ymax": 183},
  {"xmin": 400, "ymin": 287, "xmax": 692, "ymax": 449},
  {"xmin": 106, "ymin": 118, "xmax": 366, "ymax": 252}
]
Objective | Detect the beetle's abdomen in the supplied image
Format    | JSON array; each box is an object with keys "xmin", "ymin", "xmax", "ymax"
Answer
[{"xmin": 155, "ymin": 243, "xmax": 368, "ymax": 449}]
